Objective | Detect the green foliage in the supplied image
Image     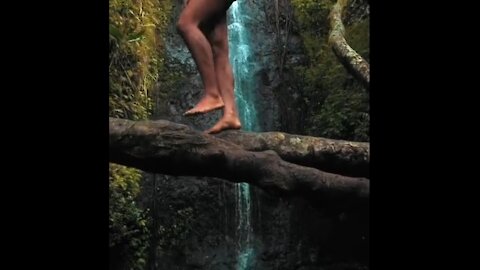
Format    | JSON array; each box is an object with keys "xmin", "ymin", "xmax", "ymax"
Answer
[
  {"xmin": 110, "ymin": 163, "xmax": 142, "ymax": 196},
  {"xmin": 290, "ymin": 0, "xmax": 369, "ymax": 141},
  {"xmin": 109, "ymin": 0, "xmax": 173, "ymax": 120},
  {"xmin": 291, "ymin": 0, "xmax": 333, "ymax": 31},
  {"xmin": 345, "ymin": 19, "xmax": 369, "ymax": 61},
  {"xmin": 310, "ymin": 88, "xmax": 369, "ymax": 141},
  {"xmin": 109, "ymin": 0, "xmax": 174, "ymax": 269},
  {"xmin": 109, "ymin": 164, "xmax": 151, "ymax": 270}
]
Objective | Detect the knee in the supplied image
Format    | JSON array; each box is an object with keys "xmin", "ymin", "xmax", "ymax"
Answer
[
  {"xmin": 211, "ymin": 27, "xmax": 229, "ymax": 58},
  {"xmin": 176, "ymin": 17, "xmax": 192, "ymax": 35},
  {"xmin": 212, "ymin": 42, "xmax": 228, "ymax": 60}
]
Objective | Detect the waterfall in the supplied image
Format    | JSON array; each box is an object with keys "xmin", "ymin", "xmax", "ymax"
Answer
[{"xmin": 228, "ymin": 1, "xmax": 259, "ymax": 269}]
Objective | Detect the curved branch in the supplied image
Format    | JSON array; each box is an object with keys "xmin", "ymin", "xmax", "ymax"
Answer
[
  {"xmin": 329, "ymin": 0, "xmax": 370, "ymax": 89},
  {"xmin": 109, "ymin": 118, "xmax": 369, "ymax": 202}
]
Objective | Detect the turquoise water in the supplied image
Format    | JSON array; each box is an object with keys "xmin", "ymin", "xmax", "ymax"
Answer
[{"xmin": 228, "ymin": 1, "xmax": 259, "ymax": 269}]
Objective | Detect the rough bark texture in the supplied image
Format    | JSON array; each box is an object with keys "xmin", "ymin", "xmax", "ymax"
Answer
[
  {"xmin": 217, "ymin": 130, "xmax": 369, "ymax": 177},
  {"xmin": 110, "ymin": 118, "xmax": 369, "ymax": 202},
  {"xmin": 329, "ymin": 0, "xmax": 370, "ymax": 89}
]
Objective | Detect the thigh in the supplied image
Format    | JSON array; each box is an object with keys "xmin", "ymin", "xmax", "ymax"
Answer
[
  {"xmin": 180, "ymin": 0, "xmax": 229, "ymax": 25},
  {"xmin": 207, "ymin": 13, "xmax": 228, "ymax": 53}
]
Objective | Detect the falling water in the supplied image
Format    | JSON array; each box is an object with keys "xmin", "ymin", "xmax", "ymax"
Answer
[{"xmin": 228, "ymin": 1, "xmax": 259, "ymax": 269}]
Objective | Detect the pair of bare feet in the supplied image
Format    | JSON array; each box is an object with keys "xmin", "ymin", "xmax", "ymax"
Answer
[{"xmin": 184, "ymin": 94, "xmax": 242, "ymax": 134}]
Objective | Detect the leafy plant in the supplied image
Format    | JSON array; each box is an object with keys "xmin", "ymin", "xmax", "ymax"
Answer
[
  {"xmin": 109, "ymin": 0, "xmax": 174, "ymax": 269},
  {"xmin": 109, "ymin": 0, "xmax": 173, "ymax": 120},
  {"xmin": 109, "ymin": 164, "xmax": 151, "ymax": 270}
]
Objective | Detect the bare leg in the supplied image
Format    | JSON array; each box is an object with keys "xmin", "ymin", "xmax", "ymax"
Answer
[
  {"xmin": 177, "ymin": 0, "xmax": 226, "ymax": 115},
  {"xmin": 206, "ymin": 12, "xmax": 241, "ymax": 134}
]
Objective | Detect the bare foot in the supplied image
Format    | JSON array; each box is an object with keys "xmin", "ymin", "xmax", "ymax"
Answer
[
  {"xmin": 184, "ymin": 94, "xmax": 224, "ymax": 116},
  {"xmin": 206, "ymin": 114, "xmax": 242, "ymax": 134}
]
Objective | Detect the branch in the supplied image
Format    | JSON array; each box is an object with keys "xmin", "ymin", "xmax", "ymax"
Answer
[
  {"xmin": 216, "ymin": 130, "xmax": 368, "ymax": 178},
  {"xmin": 329, "ymin": 0, "xmax": 370, "ymax": 89},
  {"xmin": 109, "ymin": 118, "xmax": 369, "ymax": 203}
]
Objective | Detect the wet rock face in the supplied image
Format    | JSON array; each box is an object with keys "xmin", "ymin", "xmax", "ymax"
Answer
[
  {"xmin": 139, "ymin": 0, "xmax": 369, "ymax": 269},
  {"xmin": 138, "ymin": 173, "xmax": 240, "ymax": 270}
]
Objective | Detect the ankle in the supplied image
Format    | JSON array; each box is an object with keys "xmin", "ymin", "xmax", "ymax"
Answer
[
  {"xmin": 205, "ymin": 91, "xmax": 221, "ymax": 99},
  {"xmin": 223, "ymin": 110, "xmax": 238, "ymax": 118}
]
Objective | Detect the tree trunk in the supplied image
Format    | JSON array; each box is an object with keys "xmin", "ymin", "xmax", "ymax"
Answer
[
  {"xmin": 329, "ymin": 0, "xmax": 370, "ymax": 89},
  {"xmin": 109, "ymin": 118, "xmax": 369, "ymax": 203}
]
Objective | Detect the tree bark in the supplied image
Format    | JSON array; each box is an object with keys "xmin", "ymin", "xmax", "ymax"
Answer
[
  {"xmin": 109, "ymin": 118, "xmax": 369, "ymax": 203},
  {"xmin": 329, "ymin": 0, "xmax": 370, "ymax": 89},
  {"xmin": 216, "ymin": 130, "xmax": 368, "ymax": 178}
]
